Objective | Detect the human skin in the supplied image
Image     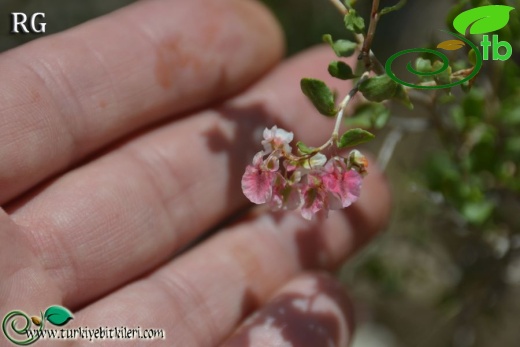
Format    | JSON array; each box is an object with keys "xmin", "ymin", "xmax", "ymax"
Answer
[{"xmin": 0, "ymin": 0, "xmax": 391, "ymax": 346}]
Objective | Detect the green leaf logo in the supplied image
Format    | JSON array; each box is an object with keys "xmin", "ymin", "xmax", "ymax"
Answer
[
  {"xmin": 453, "ymin": 5, "xmax": 515, "ymax": 35},
  {"xmin": 44, "ymin": 306, "xmax": 73, "ymax": 326}
]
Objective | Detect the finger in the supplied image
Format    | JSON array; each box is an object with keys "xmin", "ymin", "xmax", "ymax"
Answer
[
  {"xmin": 73, "ymin": 168, "xmax": 388, "ymax": 347},
  {"xmin": 221, "ymin": 273, "xmax": 354, "ymax": 347},
  {"xmin": 0, "ymin": 209, "xmax": 60, "ymax": 317},
  {"xmin": 9, "ymin": 46, "xmax": 375, "ymax": 308},
  {"xmin": 0, "ymin": 0, "xmax": 283, "ymax": 204}
]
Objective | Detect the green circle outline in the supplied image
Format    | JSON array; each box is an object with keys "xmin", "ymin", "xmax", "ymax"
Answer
[
  {"xmin": 385, "ymin": 31, "xmax": 483, "ymax": 89},
  {"xmin": 2, "ymin": 310, "xmax": 42, "ymax": 346}
]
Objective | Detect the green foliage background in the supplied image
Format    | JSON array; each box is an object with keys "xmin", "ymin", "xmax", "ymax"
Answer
[{"xmin": 0, "ymin": 1, "xmax": 519, "ymax": 346}]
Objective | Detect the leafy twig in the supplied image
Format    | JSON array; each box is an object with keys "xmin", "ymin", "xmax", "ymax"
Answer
[{"xmin": 328, "ymin": 0, "xmax": 385, "ymax": 75}]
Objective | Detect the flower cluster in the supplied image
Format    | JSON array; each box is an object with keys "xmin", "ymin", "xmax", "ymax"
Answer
[{"xmin": 241, "ymin": 126, "xmax": 368, "ymax": 220}]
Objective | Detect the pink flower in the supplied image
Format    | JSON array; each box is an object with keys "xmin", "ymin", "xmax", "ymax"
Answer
[
  {"xmin": 241, "ymin": 152, "xmax": 276, "ymax": 204},
  {"xmin": 322, "ymin": 158, "xmax": 362, "ymax": 208},
  {"xmin": 269, "ymin": 175, "xmax": 301, "ymax": 211},
  {"xmin": 262, "ymin": 126, "xmax": 294, "ymax": 154},
  {"xmin": 241, "ymin": 125, "xmax": 367, "ymax": 220},
  {"xmin": 301, "ymin": 176, "xmax": 328, "ymax": 220},
  {"xmin": 299, "ymin": 158, "xmax": 363, "ymax": 220},
  {"xmin": 347, "ymin": 149, "xmax": 369, "ymax": 176}
]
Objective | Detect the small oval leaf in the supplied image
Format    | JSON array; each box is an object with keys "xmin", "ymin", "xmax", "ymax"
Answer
[
  {"xmin": 359, "ymin": 75, "xmax": 398, "ymax": 102},
  {"xmin": 346, "ymin": 103, "xmax": 390, "ymax": 129},
  {"xmin": 44, "ymin": 306, "xmax": 74, "ymax": 326},
  {"xmin": 453, "ymin": 5, "xmax": 515, "ymax": 35},
  {"xmin": 300, "ymin": 78, "xmax": 337, "ymax": 117},
  {"xmin": 322, "ymin": 34, "xmax": 357, "ymax": 57},
  {"xmin": 296, "ymin": 141, "xmax": 316, "ymax": 155},
  {"xmin": 344, "ymin": 9, "xmax": 365, "ymax": 34},
  {"xmin": 432, "ymin": 60, "xmax": 452, "ymax": 86},
  {"xmin": 437, "ymin": 39, "xmax": 466, "ymax": 51},
  {"xmin": 328, "ymin": 61, "xmax": 357, "ymax": 80},
  {"xmin": 337, "ymin": 129, "xmax": 375, "ymax": 148},
  {"xmin": 415, "ymin": 57, "xmax": 432, "ymax": 74}
]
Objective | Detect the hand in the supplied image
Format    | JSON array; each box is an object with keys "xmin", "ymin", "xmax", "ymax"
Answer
[{"xmin": 0, "ymin": 0, "xmax": 390, "ymax": 346}]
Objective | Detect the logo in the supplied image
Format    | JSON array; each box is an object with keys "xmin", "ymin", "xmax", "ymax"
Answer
[
  {"xmin": 10, "ymin": 13, "xmax": 46, "ymax": 34},
  {"xmin": 385, "ymin": 5, "xmax": 515, "ymax": 89},
  {"xmin": 2, "ymin": 305, "xmax": 73, "ymax": 345}
]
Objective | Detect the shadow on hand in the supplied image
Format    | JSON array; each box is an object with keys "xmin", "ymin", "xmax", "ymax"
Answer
[{"xmin": 225, "ymin": 273, "xmax": 354, "ymax": 347}]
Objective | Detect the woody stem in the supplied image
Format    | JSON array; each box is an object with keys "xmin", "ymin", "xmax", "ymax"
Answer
[{"xmin": 331, "ymin": 72, "xmax": 370, "ymax": 141}]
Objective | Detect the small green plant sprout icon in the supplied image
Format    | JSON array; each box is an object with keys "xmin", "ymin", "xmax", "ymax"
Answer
[
  {"xmin": 453, "ymin": 5, "xmax": 515, "ymax": 35},
  {"xmin": 2, "ymin": 305, "xmax": 74, "ymax": 345},
  {"xmin": 42, "ymin": 306, "xmax": 73, "ymax": 326}
]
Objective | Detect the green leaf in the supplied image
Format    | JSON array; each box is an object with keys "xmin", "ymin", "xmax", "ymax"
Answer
[
  {"xmin": 296, "ymin": 141, "xmax": 316, "ymax": 155},
  {"xmin": 344, "ymin": 111, "xmax": 373, "ymax": 129},
  {"xmin": 44, "ymin": 306, "xmax": 74, "ymax": 326},
  {"xmin": 337, "ymin": 129, "xmax": 375, "ymax": 148},
  {"xmin": 462, "ymin": 200, "xmax": 494, "ymax": 225},
  {"xmin": 346, "ymin": 103, "xmax": 390, "ymax": 129},
  {"xmin": 394, "ymin": 84, "xmax": 413, "ymax": 109},
  {"xmin": 343, "ymin": 0, "xmax": 356, "ymax": 8},
  {"xmin": 433, "ymin": 60, "xmax": 452, "ymax": 87},
  {"xmin": 359, "ymin": 75, "xmax": 398, "ymax": 102},
  {"xmin": 300, "ymin": 78, "xmax": 337, "ymax": 116},
  {"xmin": 415, "ymin": 57, "xmax": 432, "ymax": 73},
  {"xmin": 344, "ymin": 10, "xmax": 365, "ymax": 34},
  {"xmin": 380, "ymin": 0, "xmax": 407, "ymax": 15},
  {"xmin": 415, "ymin": 58, "xmax": 434, "ymax": 83},
  {"xmin": 453, "ymin": 5, "xmax": 515, "ymax": 35},
  {"xmin": 373, "ymin": 107, "xmax": 390, "ymax": 129},
  {"xmin": 328, "ymin": 61, "xmax": 356, "ymax": 80},
  {"xmin": 322, "ymin": 34, "xmax": 357, "ymax": 57}
]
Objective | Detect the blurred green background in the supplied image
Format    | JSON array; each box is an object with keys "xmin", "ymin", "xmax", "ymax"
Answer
[{"xmin": 1, "ymin": 1, "xmax": 519, "ymax": 347}]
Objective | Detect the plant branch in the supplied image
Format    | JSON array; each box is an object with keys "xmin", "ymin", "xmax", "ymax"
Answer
[
  {"xmin": 328, "ymin": 0, "xmax": 386, "ymax": 75},
  {"xmin": 377, "ymin": 128, "xmax": 403, "ymax": 171},
  {"xmin": 332, "ymin": 71, "xmax": 370, "ymax": 139},
  {"xmin": 380, "ymin": 0, "xmax": 407, "ymax": 15},
  {"xmin": 377, "ymin": 116, "xmax": 429, "ymax": 171},
  {"xmin": 369, "ymin": 51, "xmax": 386, "ymax": 75},
  {"xmin": 361, "ymin": 0, "xmax": 380, "ymax": 70},
  {"xmin": 329, "ymin": 0, "xmax": 349, "ymax": 14}
]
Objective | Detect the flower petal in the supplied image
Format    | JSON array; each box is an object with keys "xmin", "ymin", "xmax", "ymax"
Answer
[
  {"xmin": 340, "ymin": 170, "xmax": 362, "ymax": 207},
  {"xmin": 329, "ymin": 170, "xmax": 362, "ymax": 208},
  {"xmin": 302, "ymin": 153, "xmax": 327, "ymax": 169},
  {"xmin": 301, "ymin": 186, "xmax": 327, "ymax": 220},
  {"xmin": 261, "ymin": 125, "xmax": 294, "ymax": 153},
  {"xmin": 241, "ymin": 165, "xmax": 274, "ymax": 204}
]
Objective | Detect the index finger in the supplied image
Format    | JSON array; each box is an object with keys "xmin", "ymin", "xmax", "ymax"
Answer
[{"xmin": 0, "ymin": 0, "xmax": 283, "ymax": 204}]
